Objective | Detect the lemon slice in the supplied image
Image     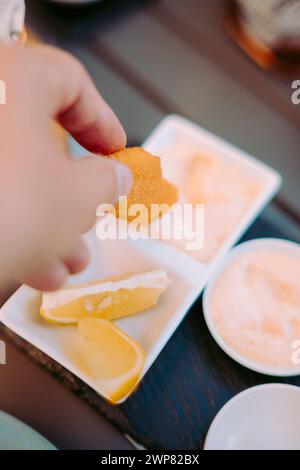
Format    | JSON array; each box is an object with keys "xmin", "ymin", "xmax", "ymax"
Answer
[
  {"xmin": 40, "ymin": 270, "xmax": 171, "ymax": 324},
  {"xmin": 78, "ymin": 317, "xmax": 145, "ymax": 403}
]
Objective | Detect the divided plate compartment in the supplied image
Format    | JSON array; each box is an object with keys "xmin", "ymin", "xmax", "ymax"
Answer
[
  {"xmin": 144, "ymin": 115, "xmax": 282, "ymax": 271},
  {"xmin": 0, "ymin": 115, "xmax": 281, "ymax": 403},
  {"xmin": 0, "ymin": 237, "xmax": 207, "ymax": 403}
]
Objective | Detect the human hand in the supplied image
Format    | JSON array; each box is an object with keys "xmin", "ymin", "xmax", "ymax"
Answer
[{"xmin": 0, "ymin": 44, "xmax": 132, "ymax": 291}]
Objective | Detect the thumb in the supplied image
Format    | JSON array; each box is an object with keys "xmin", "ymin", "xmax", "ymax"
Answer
[{"xmin": 69, "ymin": 155, "xmax": 133, "ymax": 232}]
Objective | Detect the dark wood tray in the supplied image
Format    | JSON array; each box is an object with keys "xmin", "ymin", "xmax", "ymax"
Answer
[{"xmin": 1, "ymin": 213, "xmax": 299, "ymax": 450}]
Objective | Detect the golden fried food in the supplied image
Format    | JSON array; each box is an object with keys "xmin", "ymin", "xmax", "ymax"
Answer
[{"xmin": 110, "ymin": 147, "xmax": 178, "ymax": 223}]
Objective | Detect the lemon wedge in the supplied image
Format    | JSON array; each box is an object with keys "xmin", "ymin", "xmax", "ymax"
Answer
[
  {"xmin": 40, "ymin": 270, "xmax": 171, "ymax": 324},
  {"xmin": 78, "ymin": 317, "xmax": 145, "ymax": 403}
]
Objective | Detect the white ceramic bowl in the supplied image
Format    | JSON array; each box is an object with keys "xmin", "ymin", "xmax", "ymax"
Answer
[
  {"xmin": 203, "ymin": 238, "xmax": 300, "ymax": 376},
  {"xmin": 204, "ymin": 384, "xmax": 300, "ymax": 450}
]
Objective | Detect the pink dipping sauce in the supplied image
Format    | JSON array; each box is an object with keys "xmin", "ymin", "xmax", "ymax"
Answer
[{"xmin": 210, "ymin": 249, "xmax": 300, "ymax": 367}]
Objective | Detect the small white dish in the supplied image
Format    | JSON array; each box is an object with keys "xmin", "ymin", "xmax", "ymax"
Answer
[
  {"xmin": 204, "ymin": 384, "xmax": 300, "ymax": 450},
  {"xmin": 203, "ymin": 237, "xmax": 300, "ymax": 376}
]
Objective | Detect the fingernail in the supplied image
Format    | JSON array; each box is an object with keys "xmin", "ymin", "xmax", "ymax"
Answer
[{"xmin": 110, "ymin": 160, "xmax": 133, "ymax": 200}]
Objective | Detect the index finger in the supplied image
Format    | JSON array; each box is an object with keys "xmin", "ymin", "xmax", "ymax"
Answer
[{"xmin": 33, "ymin": 45, "xmax": 126, "ymax": 154}]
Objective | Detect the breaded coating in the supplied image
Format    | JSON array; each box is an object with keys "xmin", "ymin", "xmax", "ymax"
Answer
[{"xmin": 110, "ymin": 147, "xmax": 178, "ymax": 223}]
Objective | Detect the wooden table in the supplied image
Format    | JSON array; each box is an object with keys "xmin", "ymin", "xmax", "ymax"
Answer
[{"xmin": 0, "ymin": 0, "xmax": 299, "ymax": 450}]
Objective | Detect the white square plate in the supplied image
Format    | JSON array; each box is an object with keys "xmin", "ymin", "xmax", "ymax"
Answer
[{"xmin": 0, "ymin": 115, "xmax": 281, "ymax": 402}]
